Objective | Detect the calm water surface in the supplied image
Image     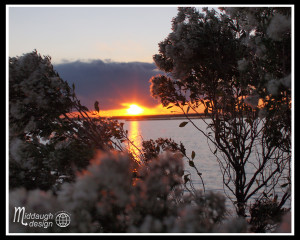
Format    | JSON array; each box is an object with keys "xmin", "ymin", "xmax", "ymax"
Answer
[
  {"xmin": 123, "ymin": 119, "xmax": 291, "ymax": 214},
  {"xmin": 125, "ymin": 119, "xmax": 222, "ymax": 191}
]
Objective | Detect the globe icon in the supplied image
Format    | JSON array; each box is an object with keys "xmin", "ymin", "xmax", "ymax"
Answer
[{"xmin": 55, "ymin": 212, "xmax": 71, "ymax": 227}]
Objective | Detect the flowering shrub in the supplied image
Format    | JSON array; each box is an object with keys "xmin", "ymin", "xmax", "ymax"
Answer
[
  {"xmin": 150, "ymin": 7, "xmax": 291, "ymax": 228},
  {"xmin": 8, "ymin": 6, "xmax": 292, "ymax": 232},
  {"xmin": 9, "ymin": 188, "xmax": 61, "ymax": 233},
  {"xmin": 9, "ymin": 50, "xmax": 73, "ymax": 138},
  {"xmin": 9, "ymin": 151, "xmax": 241, "ymax": 233},
  {"xmin": 9, "ymin": 51, "xmax": 131, "ymax": 192}
]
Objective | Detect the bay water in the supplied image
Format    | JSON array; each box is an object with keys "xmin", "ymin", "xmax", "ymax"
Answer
[{"xmin": 123, "ymin": 119, "xmax": 291, "ymax": 215}]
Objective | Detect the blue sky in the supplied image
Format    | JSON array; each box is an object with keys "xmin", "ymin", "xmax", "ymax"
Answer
[
  {"xmin": 8, "ymin": 5, "xmax": 182, "ymax": 64},
  {"xmin": 7, "ymin": 4, "xmax": 294, "ymax": 113},
  {"xmin": 7, "ymin": 5, "xmax": 208, "ymax": 112}
]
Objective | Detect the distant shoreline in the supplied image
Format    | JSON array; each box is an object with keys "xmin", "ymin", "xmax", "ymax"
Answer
[{"xmin": 104, "ymin": 113, "xmax": 211, "ymax": 121}]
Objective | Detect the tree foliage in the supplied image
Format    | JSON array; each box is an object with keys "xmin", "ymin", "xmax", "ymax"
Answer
[
  {"xmin": 150, "ymin": 7, "xmax": 291, "ymax": 231},
  {"xmin": 9, "ymin": 50, "xmax": 227, "ymax": 233},
  {"xmin": 9, "ymin": 151, "xmax": 235, "ymax": 233},
  {"xmin": 8, "ymin": 6, "xmax": 292, "ymax": 233},
  {"xmin": 9, "ymin": 50, "xmax": 132, "ymax": 191}
]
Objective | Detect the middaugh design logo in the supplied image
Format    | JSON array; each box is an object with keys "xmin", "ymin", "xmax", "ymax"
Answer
[{"xmin": 12, "ymin": 207, "xmax": 71, "ymax": 229}]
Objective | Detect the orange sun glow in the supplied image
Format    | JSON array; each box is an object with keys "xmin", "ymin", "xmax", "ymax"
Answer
[{"xmin": 126, "ymin": 104, "xmax": 144, "ymax": 115}]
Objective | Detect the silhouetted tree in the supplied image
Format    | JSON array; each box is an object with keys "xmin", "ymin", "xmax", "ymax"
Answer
[
  {"xmin": 9, "ymin": 50, "xmax": 132, "ymax": 191},
  {"xmin": 150, "ymin": 7, "xmax": 291, "ymax": 231}
]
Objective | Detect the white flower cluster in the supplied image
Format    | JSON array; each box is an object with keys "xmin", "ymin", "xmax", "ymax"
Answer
[
  {"xmin": 225, "ymin": 8, "xmax": 291, "ymax": 96},
  {"xmin": 267, "ymin": 13, "xmax": 291, "ymax": 41},
  {"xmin": 9, "ymin": 138, "xmax": 26, "ymax": 164},
  {"xmin": 267, "ymin": 74, "xmax": 291, "ymax": 96},
  {"xmin": 237, "ymin": 58, "xmax": 249, "ymax": 72},
  {"xmin": 57, "ymin": 151, "xmax": 134, "ymax": 232},
  {"xmin": 9, "ymin": 137, "xmax": 36, "ymax": 170},
  {"xmin": 9, "ymin": 51, "xmax": 72, "ymax": 137},
  {"xmin": 9, "ymin": 151, "xmax": 242, "ymax": 233},
  {"xmin": 153, "ymin": 8, "xmax": 209, "ymax": 81}
]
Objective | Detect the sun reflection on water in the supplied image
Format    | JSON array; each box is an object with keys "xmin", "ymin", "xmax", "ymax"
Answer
[{"xmin": 127, "ymin": 121, "xmax": 143, "ymax": 162}]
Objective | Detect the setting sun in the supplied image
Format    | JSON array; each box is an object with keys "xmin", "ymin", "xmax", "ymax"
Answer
[{"xmin": 127, "ymin": 104, "xmax": 144, "ymax": 115}]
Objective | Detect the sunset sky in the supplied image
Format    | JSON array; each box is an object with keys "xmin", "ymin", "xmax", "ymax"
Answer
[{"xmin": 7, "ymin": 5, "xmax": 207, "ymax": 116}]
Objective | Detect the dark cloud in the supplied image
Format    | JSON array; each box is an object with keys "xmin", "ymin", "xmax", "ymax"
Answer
[{"xmin": 54, "ymin": 60, "xmax": 163, "ymax": 110}]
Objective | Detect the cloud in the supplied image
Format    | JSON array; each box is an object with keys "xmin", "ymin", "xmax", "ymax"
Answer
[{"xmin": 53, "ymin": 60, "xmax": 163, "ymax": 111}]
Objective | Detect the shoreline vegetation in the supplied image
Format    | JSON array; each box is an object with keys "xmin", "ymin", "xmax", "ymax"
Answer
[{"xmin": 9, "ymin": 5, "xmax": 291, "ymax": 233}]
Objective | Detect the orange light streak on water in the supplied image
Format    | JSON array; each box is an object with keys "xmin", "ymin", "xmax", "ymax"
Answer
[{"xmin": 127, "ymin": 121, "xmax": 143, "ymax": 162}]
